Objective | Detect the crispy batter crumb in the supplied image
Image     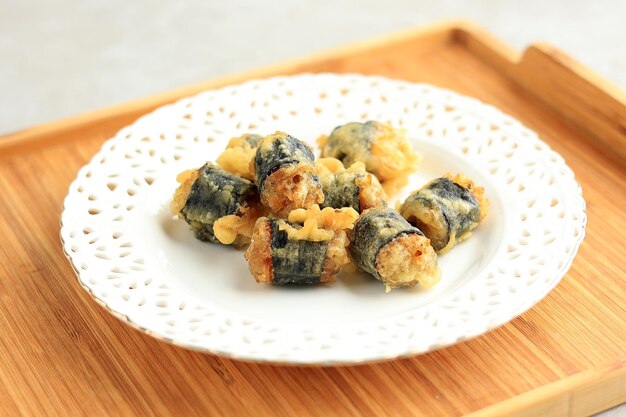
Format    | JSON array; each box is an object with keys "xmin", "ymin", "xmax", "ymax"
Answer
[
  {"xmin": 245, "ymin": 218, "xmax": 274, "ymax": 283},
  {"xmin": 321, "ymin": 230, "xmax": 351, "ymax": 281},
  {"xmin": 287, "ymin": 205, "xmax": 359, "ymax": 233},
  {"xmin": 277, "ymin": 219, "xmax": 334, "ymax": 242},
  {"xmin": 213, "ymin": 201, "xmax": 266, "ymax": 246},
  {"xmin": 315, "ymin": 157, "xmax": 347, "ymax": 175},
  {"xmin": 170, "ymin": 168, "xmax": 201, "ymax": 215},
  {"xmin": 216, "ymin": 137, "xmax": 258, "ymax": 180},
  {"xmin": 261, "ymin": 164, "xmax": 324, "ymax": 217},
  {"xmin": 354, "ymin": 172, "xmax": 387, "ymax": 211},
  {"xmin": 369, "ymin": 124, "xmax": 420, "ymax": 182},
  {"xmin": 376, "ymin": 233, "xmax": 441, "ymax": 290}
]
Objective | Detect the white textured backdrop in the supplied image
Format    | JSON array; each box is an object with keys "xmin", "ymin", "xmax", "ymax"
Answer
[
  {"xmin": 1, "ymin": 1, "xmax": 624, "ymax": 415},
  {"xmin": 0, "ymin": 0, "xmax": 625, "ymax": 135}
]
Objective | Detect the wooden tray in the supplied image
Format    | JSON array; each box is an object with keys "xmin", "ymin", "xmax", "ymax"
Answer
[{"xmin": 1, "ymin": 20, "xmax": 624, "ymax": 417}]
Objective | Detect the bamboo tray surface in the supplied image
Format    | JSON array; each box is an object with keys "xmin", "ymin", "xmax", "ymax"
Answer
[{"xmin": 0, "ymin": 21, "xmax": 624, "ymax": 417}]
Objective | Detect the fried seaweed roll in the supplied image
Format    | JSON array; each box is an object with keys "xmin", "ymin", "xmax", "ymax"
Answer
[
  {"xmin": 316, "ymin": 158, "xmax": 387, "ymax": 213},
  {"xmin": 349, "ymin": 207, "xmax": 440, "ymax": 291},
  {"xmin": 254, "ymin": 131, "xmax": 324, "ymax": 216},
  {"xmin": 245, "ymin": 205, "xmax": 358, "ymax": 284},
  {"xmin": 216, "ymin": 133, "xmax": 263, "ymax": 180},
  {"xmin": 318, "ymin": 121, "xmax": 420, "ymax": 194},
  {"xmin": 399, "ymin": 173, "xmax": 489, "ymax": 253},
  {"xmin": 171, "ymin": 163, "xmax": 263, "ymax": 246}
]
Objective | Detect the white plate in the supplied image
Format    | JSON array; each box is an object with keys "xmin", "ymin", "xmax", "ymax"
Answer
[{"xmin": 60, "ymin": 74, "xmax": 586, "ymax": 364}]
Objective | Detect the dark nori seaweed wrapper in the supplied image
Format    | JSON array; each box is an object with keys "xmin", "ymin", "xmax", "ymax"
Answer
[
  {"xmin": 241, "ymin": 133, "xmax": 263, "ymax": 148},
  {"xmin": 402, "ymin": 177, "xmax": 479, "ymax": 250},
  {"xmin": 319, "ymin": 172, "xmax": 362, "ymax": 212},
  {"xmin": 323, "ymin": 121, "xmax": 376, "ymax": 164},
  {"xmin": 349, "ymin": 207, "xmax": 423, "ymax": 280},
  {"xmin": 181, "ymin": 163, "xmax": 257, "ymax": 242},
  {"xmin": 268, "ymin": 219, "xmax": 328, "ymax": 285},
  {"xmin": 254, "ymin": 133, "xmax": 317, "ymax": 190}
]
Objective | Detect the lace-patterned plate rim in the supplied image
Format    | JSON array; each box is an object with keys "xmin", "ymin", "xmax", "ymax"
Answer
[{"xmin": 60, "ymin": 73, "xmax": 587, "ymax": 365}]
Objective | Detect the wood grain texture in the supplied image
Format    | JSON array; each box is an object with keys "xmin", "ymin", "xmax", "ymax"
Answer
[
  {"xmin": 0, "ymin": 21, "xmax": 625, "ymax": 417},
  {"xmin": 452, "ymin": 21, "xmax": 626, "ymax": 163}
]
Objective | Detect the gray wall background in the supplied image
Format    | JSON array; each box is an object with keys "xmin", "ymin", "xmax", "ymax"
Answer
[{"xmin": 1, "ymin": 0, "xmax": 625, "ymax": 135}]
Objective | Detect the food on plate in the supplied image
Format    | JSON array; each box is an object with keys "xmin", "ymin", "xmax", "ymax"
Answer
[
  {"xmin": 317, "ymin": 121, "xmax": 420, "ymax": 194},
  {"xmin": 315, "ymin": 158, "xmax": 387, "ymax": 213},
  {"xmin": 245, "ymin": 205, "xmax": 358, "ymax": 284},
  {"xmin": 216, "ymin": 133, "xmax": 263, "ymax": 180},
  {"xmin": 399, "ymin": 173, "xmax": 489, "ymax": 253},
  {"xmin": 349, "ymin": 207, "xmax": 440, "ymax": 291},
  {"xmin": 253, "ymin": 131, "xmax": 324, "ymax": 217},
  {"xmin": 171, "ymin": 163, "xmax": 263, "ymax": 246},
  {"xmin": 170, "ymin": 118, "xmax": 488, "ymax": 292}
]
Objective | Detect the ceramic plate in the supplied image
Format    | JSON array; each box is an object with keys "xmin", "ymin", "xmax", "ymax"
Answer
[{"xmin": 60, "ymin": 74, "xmax": 586, "ymax": 364}]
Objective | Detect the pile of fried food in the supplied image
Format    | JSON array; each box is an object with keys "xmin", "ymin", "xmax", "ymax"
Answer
[{"xmin": 171, "ymin": 121, "xmax": 488, "ymax": 291}]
